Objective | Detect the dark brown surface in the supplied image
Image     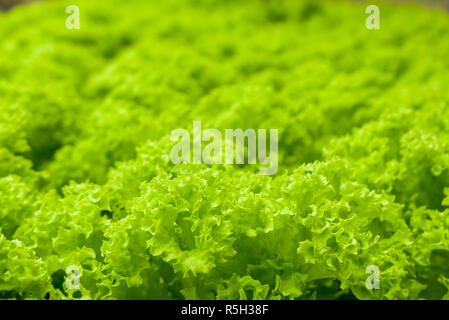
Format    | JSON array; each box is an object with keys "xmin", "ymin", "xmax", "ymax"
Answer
[{"xmin": 0, "ymin": 0, "xmax": 35, "ymax": 11}]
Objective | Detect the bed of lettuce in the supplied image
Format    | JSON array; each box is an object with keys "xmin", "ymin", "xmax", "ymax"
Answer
[{"xmin": 1, "ymin": 0, "xmax": 449, "ymax": 300}]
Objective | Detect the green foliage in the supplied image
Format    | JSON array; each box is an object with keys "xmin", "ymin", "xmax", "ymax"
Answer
[{"xmin": 1, "ymin": 0, "xmax": 449, "ymax": 299}]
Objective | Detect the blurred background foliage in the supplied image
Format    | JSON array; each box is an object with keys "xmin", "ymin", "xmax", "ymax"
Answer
[{"xmin": 1, "ymin": 0, "xmax": 449, "ymax": 11}]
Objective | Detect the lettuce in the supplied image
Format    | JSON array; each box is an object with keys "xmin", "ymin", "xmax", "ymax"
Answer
[{"xmin": 1, "ymin": 0, "xmax": 449, "ymax": 300}]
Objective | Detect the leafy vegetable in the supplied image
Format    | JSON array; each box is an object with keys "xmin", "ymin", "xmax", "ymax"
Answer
[{"xmin": 1, "ymin": 0, "xmax": 449, "ymax": 299}]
